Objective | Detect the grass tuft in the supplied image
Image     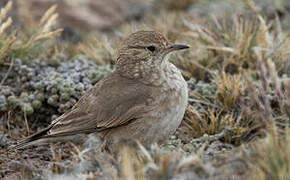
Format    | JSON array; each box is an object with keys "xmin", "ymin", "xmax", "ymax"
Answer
[{"xmin": 0, "ymin": 2, "xmax": 63, "ymax": 63}]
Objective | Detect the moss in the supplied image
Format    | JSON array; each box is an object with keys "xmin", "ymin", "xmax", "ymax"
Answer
[
  {"xmin": 50, "ymin": 87, "xmax": 58, "ymax": 94},
  {"xmin": 87, "ymin": 67, "xmax": 111, "ymax": 84},
  {"xmin": 55, "ymin": 77, "xmax": 63, "ymax": 84},
  {"xmin": 32, "ymin": 100, "xmax": 42, "ymax": 110},
  {"xmin": 59, "ymin": 87, "xmax": 73, "ymax": 95},
  {"xmin": 196, "ymin": 83, "xmax": 216, "ymax": 99},
  {"xmin": 7, "ymin": 95, "xmax": 19, "ymax": 105},
  {"xmin": 51, "ymin": 71, "xmax": 61, "ymax": 78},
  {"xmin": 35, "ymin": 82, "xmax": 45, "ymax": 91},
  {"xmin": 21, "ymin": 103, "xmax": 34, "ymax": 115},
  {"xmin": 47, "ymin": 95, "xmax": 59, "ymax": 107},
  {"xmin": 20, "ymin": 92, "xmax": 29, "ymax": 101},
  {"xmin": 36, "ymin": 93, "xmax": 45, "ymax": 102},
  {"xmin": 60, "ymin": 93, "xmax": 71, "ymax": 102}
]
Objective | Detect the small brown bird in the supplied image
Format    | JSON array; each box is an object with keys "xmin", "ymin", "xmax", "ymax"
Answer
[{"xmin": 10, "ymin": 31, "xmax": 189, "ymax": 151}]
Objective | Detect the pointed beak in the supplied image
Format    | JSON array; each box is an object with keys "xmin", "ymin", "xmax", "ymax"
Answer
[{"xmin": 168, "ymin": 44, "xmax": 189, "ymax": 51}]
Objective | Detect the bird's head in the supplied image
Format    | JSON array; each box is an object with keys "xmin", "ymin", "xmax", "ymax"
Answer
[{"xmin": 116, "ymin": 31, "xmax": 189, "ymax": 79}]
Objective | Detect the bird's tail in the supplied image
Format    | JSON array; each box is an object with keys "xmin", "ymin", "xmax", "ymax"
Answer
[{"xmin": 7, "ymin": 125, "xmax": 53, "ymax": 151}]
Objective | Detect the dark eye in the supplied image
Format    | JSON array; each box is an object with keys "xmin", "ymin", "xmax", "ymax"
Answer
[{"xmin": 146, "ymin": 46, "xmax": 156, "ymax": 52}]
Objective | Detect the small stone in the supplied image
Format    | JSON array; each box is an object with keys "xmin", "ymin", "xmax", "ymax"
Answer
[
  {"xmin": 28, "ymin": 94, "xmax": 35, "ymax": 101},
  {"xmin": 203, "ymin": 134, "xmax": 209, "ymax": 138},
  {"xmin": 75, "ymin": 83, "xmax": 85, "ymax": 92},
  {"xmin": 169, "ymin": 135, "xmax": 177, "ymax": 140},
  {"xmin": 0, "ymin": 86, "xmax": 13, "ymax": 96},
  {"xmin": 51, "ymin": 115, "xmax": 59, "ymax": 121},
  {"xmin": 0, "ymin": 96, "xmax": 7, "ymax": 111},
  {"xmin": 183, "ymin": 143, "xmax": 194, "ymax": 152},
  {"xmin": 20, "ymin": 76, "xmax": 28, "ymax": 82},
  {"xmin": 0, "ymin": 133, "xmax": 11, "ymax": 147},
  {"xmin": 15, "ymin": 58, "xmax": 22, "ymax": 67}
]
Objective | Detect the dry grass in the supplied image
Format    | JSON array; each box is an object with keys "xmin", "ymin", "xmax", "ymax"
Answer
[
  {"xmin": 178, "ymin": 0, "xmax": 290, "ymax": 145},
  {"xmin": 241, "ymin": 21, "xmax": 290, "ymax": 178},
  {"xmin": 0, "ymin": 1, "xmax": 15, "ymax": 61},
  {"xmin": 117, "ymin": 143, "xmax": 213, "ymax": 180},
  {"xmin": 77, "ymin": 34, "xmax": 117, "ymax": 65},
  {"xmin": 245, "ymin": 129, "xmax": 290, "ymax": 179},
  {"xmin": 0, "ymin": 2, "xmax": 62, "ymax": 63},
  {"xmin": 215, "ymin": 71, "xmax": 246, "ymax": 111},
  {"xmin": 179, "ymin": 1, "xmax": 289, "ymax": 81}
]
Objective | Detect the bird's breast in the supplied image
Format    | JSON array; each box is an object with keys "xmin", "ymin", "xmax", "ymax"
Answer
[{"xmin": 147, "ymin": 63, "xmax": 188, "ymax": 140}]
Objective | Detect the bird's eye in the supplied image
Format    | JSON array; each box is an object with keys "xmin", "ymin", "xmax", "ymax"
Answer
[{"xmin": 146, "ymin": 46, "xmax": 156, "ymax": 52}]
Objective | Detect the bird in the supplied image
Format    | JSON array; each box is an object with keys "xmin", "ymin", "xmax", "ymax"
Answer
[{"xmin": 9, "ymin": 30, "xmax": 189, "ymax": 152}]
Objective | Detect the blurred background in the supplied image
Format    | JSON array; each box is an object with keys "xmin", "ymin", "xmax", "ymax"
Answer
[{"xmin": 4, "ymin": 0, "xmax": 290, "ymax": 35}]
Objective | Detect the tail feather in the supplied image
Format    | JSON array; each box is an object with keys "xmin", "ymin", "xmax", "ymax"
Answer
[
  {"xmin": 7, "ymin": 126, "xmax": 99, "ymax": 151},
  {"xmin": 7, "ymin": 125, "xmax": 53, "ymax": 151}
]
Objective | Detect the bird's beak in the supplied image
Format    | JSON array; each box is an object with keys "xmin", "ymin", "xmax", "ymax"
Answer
[{"xmin": 168, "ymin": 44, "xmax": 189, "ymax": 51}]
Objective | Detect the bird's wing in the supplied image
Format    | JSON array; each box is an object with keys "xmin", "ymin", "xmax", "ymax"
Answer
[
  {"xmin": 8, "ymin": 71, "xmax": 153, "ymax": 151},
  {"xmin": 48, "ymin": 71, "xmax": 153, "ymax": 136}
]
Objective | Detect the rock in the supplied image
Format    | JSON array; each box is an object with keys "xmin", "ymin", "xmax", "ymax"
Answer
[
  {"xmin": 157, "ymin": 0, "xmax": 195, "ymax": 11},
  {"xmin": 0, "ymin": 133, "xmax": 11, "ymax": 147},
  {"xmin": 0, "ymin": 86, "xmax": 13, "ymax": 97},
  {"xmin": 16, "ymin": 0, "xmax": 149, "ymax": 31}
]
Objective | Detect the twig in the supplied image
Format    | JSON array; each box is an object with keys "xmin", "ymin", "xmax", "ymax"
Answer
[
  {"xmin": 24, "ymin": 112, "xmax": 30, "ymax": 136},
  {"xmin": 188, "ymin": 98, "xmax": 221, "ymax": 109},
  {"xmin": 191, "ymin": 129, "xmax": 230, "ymax": 143},
  {"xmin": 0, "ymin": 58, "xmax": 14, "ymax": 86},
  {"xmin": 7, "ymin": 111, "xmax": 11, "ymax": 138}
]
